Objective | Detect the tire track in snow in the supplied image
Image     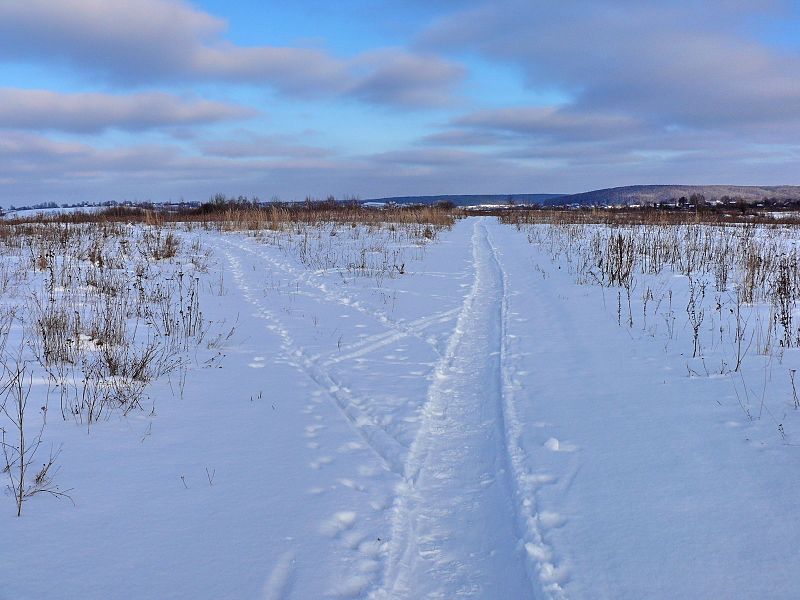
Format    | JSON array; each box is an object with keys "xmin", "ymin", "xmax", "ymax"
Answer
[
  {"xmin": 322, "ymin": 307, "xmax": 459, "ymax": 367},
  {"xmin": 220, "ymin": 245, "xmax": 409, "ymax": 474},
  {"xmin": 372, "ymin": 219, "xmax": 550, "ymax": 599},
  {"xmin": 486, "ymin": 225, "xmax": 567, "ymax": 599},
  {"xmin": 211, "ymin": 234, "xmax": 463, "ymax": 478},
  {"xmin": 217, "ymin": 235, "xmax": 452, "ymax": 360}
]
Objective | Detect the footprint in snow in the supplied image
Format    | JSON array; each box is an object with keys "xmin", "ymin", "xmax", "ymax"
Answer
[
  {"xmin": 330, "ymin": 575, "xmax": 371, "ymax": 599},
  {"xmin": 527, "ymin": 473, "xmax": 556, "ymax": 487},
  {"xmin": 525, "ymin": 542, "xmax": 552, "ymax": 562},
  {"xmin": 319, "ymin": 511, "xmax": 358, "ymax": 538},
  {"xmin": 539, "ymin": 560, "xmax": 571, "ymax": 586},
  {"xmin": 337, "ymin": 478, "xmax": 366, "ymax": 492},
  {"xmin": 538, "ymin": 511, "xmax": 566, "ymax": 528},
  {"xmin": 309, "ymin": 456, "xmax": 334, "ymax": 470},
  {"xmin": 247, "ymin": 356, "xmax": 266, "ymax": 368},
  {"xmin": 303, "ymin": 424, "xmax": 325, "ymax": 438},
  {"xmin": 544, "ymin": 437, "xmax": 578, "ymax": 452},
  {"xmin": 337, "ymin": 441, "xmax": 366, "ymax": 453}
]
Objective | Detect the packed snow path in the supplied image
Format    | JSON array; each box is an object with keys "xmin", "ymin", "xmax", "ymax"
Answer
[{"xmin": 375, "ymin": 221, "xmax": 538, "ymax": 598}]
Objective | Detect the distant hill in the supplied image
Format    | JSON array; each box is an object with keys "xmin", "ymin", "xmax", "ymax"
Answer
[
  {"xmin": 549, "ymin": 185, "xmax": 800, "ymax": 206},
  {"xmin": 363, "ymin": 186, "xmax": 800, "ymax": 208},
  {"xmin": 362, "ymin": 193, "xmax": 565, "ymax": 207}
]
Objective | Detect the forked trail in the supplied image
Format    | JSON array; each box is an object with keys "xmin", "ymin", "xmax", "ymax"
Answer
[{"xmin": 218, "ymin": 219, "xmax": 558, "ymax": 598}]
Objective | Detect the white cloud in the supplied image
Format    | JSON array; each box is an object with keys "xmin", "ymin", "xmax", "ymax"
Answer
[{"xmin": 0, "ymin": 0, "xmax": 464, "ymax": 108}]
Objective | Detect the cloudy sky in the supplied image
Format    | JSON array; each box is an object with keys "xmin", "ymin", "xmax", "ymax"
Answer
[{"xmin": 1, "ymin": 0, "xmax": 800, "ymax": 205}]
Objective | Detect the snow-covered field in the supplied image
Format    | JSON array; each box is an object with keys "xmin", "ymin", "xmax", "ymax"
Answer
[{"xmin": 2, "ymin": 216, "xmax": 799, "ymax": 599}]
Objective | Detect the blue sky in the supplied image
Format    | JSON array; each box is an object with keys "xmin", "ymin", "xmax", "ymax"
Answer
[{"xmin": 0, "ymin": 0, "xmax": 799, "ymax": 205}]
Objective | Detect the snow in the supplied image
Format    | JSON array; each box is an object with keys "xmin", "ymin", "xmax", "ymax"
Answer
[
  {"xmin": 2, "ymin": 205, "xmax": 105, "ymax": 220},
  {"xmin": 1, "ymin": 216, "xmax": 799, "ymax": 599}
]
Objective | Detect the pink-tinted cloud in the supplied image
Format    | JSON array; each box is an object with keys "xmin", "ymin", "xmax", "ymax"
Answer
[
  {"xmin": 198, "ymin": 132, "xmax": 334, "ymax": 159},
  {"xmin": 0, "ymin": 88, "xmax": 255, "ymax": 132},
  {"xmin": 350, "ymin": 49, "xmax": 466, "ymax": 108},
  {"xmin": 453, "ymin": 107, "xmax": 642, "ymax": 141}
]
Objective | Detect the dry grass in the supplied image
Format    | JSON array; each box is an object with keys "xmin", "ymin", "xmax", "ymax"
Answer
[
  {"xmin": 6, "ymin": 199, "xmax": 458, "ymax": 231},
  {"xmin": 508, "ymin": 215, "xmax": 800, "ymax": 438},
  {"xmin": 0, "ymin": 221, "xmax": 209, "ymax": 427},
  {"xmin": 496, "ymin": 206, "xmax": 800, "ymax": 227}
]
